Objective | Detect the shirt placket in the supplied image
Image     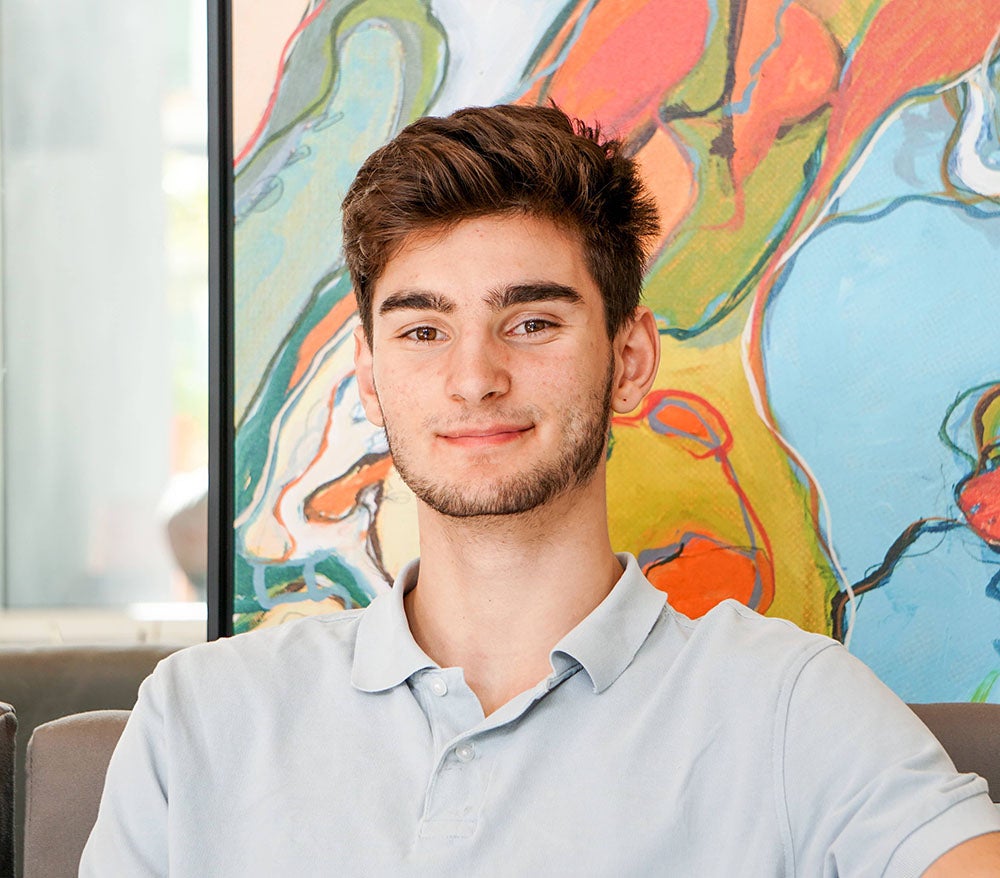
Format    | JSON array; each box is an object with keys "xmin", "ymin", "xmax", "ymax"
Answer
[
  {"xmin": 409, "ymin": 666, "xmax": 490, "ymax": 838},
  {"xmin": 410, "ymin": 666, "xmax": 570, "ymax": 841}
]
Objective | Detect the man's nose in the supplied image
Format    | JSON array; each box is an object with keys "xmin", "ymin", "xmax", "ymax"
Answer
[{"xmin": 445, "ymin": 334, "xmax": 511, "ymax": 402}]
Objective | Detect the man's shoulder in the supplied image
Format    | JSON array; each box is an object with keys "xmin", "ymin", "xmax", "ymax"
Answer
[
  {"xmin": 668, "ymin": 597, "xmax": 837, "ymax": 665},
  {"xmin": 643, "ymin": 597, "xmax": 845, "ymax": 708},
  {"xmin": 154, "ymin": 607, "xmax": 368, "ymax": 693}
]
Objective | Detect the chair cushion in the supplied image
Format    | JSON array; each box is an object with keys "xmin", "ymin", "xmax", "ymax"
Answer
[
  {"xmin": 24, "ymin": 710, "xmax": 130, "ymax": 878},
  {"xmin": 0, "ymin": 643, "xmax": 178, "ymax": 876}
]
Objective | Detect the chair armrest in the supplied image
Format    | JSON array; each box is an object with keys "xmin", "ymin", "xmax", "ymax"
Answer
[{"xmin": 24, "ymin": 709, "xmax": 130, "ymax": 878}]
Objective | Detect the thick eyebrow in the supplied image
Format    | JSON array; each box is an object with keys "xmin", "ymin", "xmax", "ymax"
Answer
[
  {"xmin": 377, "ymin": 282, "xmax": 583, "ymax": 318},
  {"xmin": 485, "ymin": 282, "xmax": 584, "ymax": 311},
  {"xmin": 378, "ymin": 290, "xmax": 455, "ymax": 316}
]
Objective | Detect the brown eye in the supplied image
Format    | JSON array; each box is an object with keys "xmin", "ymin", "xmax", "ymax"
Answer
[
  {"xmin": 408, "ymin": 326, "xmax": 439, "ymax": 342},
  {"xmin": 515, "ymin": 319, "xmax": 554, "ymax": 335}
]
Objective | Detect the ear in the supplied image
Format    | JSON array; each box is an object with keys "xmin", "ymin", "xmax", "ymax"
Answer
[
  {"xmin": 353, "ymin": 325, "xmax": 385, "ymax": 427},
  {"xmin": 611, "ymin": 306, "xmax": 661, "ymax": 414}
]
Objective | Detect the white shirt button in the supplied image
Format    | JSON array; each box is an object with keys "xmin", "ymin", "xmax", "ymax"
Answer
[
  {"xmin": 428, "ymin": 676, "xmax": 448, "ymax": 697},
  {"xmin": 454, "ymin": 743, "xmax": 476, "ymax": 763}
]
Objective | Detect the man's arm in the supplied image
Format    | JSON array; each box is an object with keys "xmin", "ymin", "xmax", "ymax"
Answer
[
  {"xmin": 923, "ymin": 831, "xmax": 1000, "ymax": 876},
  {"xmin": 781, "ymin": 643, "xmax": 1000, "ymax": 875},
  {"xmin": 79, "ymin": 672, "xmax": 169, "ymax": 876}
]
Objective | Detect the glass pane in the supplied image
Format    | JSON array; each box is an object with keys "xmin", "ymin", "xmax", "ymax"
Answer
[{"xmin": 0, "ymin": 0, "xmax": 208, "ymax": 611}]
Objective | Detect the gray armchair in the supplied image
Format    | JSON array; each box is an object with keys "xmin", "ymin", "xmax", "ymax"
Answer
[
  {"xmin": 24, "ymin": 710, "xmax": 130, "ymax": 878},
  {"xmin": 908, "ymin": 701, "xmax": 1000, "ymax": 802},
  {"xmin": 0, "ymin": 644, "xmax": 178, "ymax": 876}
]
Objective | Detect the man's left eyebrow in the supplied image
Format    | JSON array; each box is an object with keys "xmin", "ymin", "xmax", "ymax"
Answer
[{"xmin": 486, "ymin": 283, "xmax": 584, "ymax": 311}]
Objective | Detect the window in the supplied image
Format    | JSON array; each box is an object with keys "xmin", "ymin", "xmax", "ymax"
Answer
[{"xmin": 0, "ymin": 0, "xmax": 208, "ymax": 642}]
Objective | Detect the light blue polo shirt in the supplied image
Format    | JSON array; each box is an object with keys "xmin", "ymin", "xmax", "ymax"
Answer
[{"xmin": 82, "ymin": 555, "xmax": 1000, "ymax": 876}]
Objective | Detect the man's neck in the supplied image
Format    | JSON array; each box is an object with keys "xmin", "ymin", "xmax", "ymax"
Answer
[{"xmin": 403, "ymin": 482, "xmax": 623, "ymax": 716}]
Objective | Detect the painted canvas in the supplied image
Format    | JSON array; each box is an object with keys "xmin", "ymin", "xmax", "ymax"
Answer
[{"xmin": 230, "ymin": 0, "xmax": 1000, "ymax": 703}]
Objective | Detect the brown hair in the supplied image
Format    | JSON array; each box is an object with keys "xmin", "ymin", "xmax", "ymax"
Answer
[{"xmin": 341, "ymin": 104, "xmax": 660, "ymax": 342}]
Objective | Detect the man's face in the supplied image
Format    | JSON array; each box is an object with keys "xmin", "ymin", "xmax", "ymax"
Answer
[{"xmin": 354, "ymin": 213, "xmax": 618, "ymax": 519}]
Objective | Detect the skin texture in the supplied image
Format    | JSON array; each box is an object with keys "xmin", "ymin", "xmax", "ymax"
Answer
[
  {"xmin": 360, "ymin": 217, "xmax": 618, "ymax": 520},
  {"xmin": 352, "ymin": 212, "xmax": 1000, "ymax": 872},
  {"xmin": 377, "ymin": 305, "xmax": 615, "ymax": 519},
  {"xmin": 922, "ymin": 832, "xmax": 1000, "ymax": 876}
]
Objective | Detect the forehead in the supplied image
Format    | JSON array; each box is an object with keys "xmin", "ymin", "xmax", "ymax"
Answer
[{"xmin": 371, "ymin": 214, "xmax": 599, "ymax": 310}]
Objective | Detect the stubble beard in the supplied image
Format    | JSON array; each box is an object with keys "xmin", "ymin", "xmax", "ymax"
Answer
[{"xmin": 381, "ymin": 358, "xmax": 615, "ymax": 519}]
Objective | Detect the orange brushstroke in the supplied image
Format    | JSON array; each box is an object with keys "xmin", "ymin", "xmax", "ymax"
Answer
[
  {"xmin": 654, "ymin": 401, "xmax": 714, "ymax": 442},
  {"xmin": 288, "ymin": 291, "xmax": 359, "ymax": 390},
  {"xmin": 733, "ymin": 0, "xmax": 787, "ymax": 90},
  {"xmin": 304, "ymin": 455, "xmax": 393, "ymax": 522},
  {"xmin": 633, "ymin": 126, "xmax": 698, "ymax": 248},
  {"xmin": 522, "ymin": 0, "xmax": 710, "ymax": 130},
  {"xmin": 644, "ymin": 535, "xmax": 775, "ymax": 617},
  {"xmin": 822, "ymin": 0, "xmax": 997, "ymax": 199},
  {"xmin": 731, "ymin": 2, "xmax": 841, "ymax": 185}
]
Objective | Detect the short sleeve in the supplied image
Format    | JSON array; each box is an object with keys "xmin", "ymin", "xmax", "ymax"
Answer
[
  {"xmin": 778, "ymin": 643, "xmax": 1000, "ymax": 878},
  {"xmin": 78, "ymin": 670, "xmax": 170, "ymax": 877}
]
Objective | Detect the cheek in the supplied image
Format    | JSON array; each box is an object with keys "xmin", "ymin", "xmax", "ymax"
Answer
[
  {"xmin": 532, "ymin": 346, "xmax": 610, "ymax": 397},
  {"xmin": 372, "ymin": 367, "xmax": 427, "ymax": 422}
]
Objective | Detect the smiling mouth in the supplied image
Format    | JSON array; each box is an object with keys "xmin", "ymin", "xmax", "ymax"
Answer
[{"xmin": 438, "ymin": 425, "xmax": 534, "ymax": 447}]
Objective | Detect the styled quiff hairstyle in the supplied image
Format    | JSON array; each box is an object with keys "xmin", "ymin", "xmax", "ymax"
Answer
[{"xmin": 341, "ymin": 104, "xmax": 660, "ymax": 342}]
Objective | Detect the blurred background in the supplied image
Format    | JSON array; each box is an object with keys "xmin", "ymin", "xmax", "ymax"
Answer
[{"xmin": 0, "ymin": 0, "xmax": 208, "ymax": 645}]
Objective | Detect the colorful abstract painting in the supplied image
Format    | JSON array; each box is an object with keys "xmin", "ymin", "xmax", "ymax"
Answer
[{"xmin": 230, "ymin": 0, "xmax": 1000, "ymax": 703}]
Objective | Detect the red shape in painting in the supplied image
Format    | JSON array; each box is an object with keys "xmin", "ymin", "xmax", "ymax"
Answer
[
  {"xmin": 643, "ymin": 535, "xmax": 775, "ymax": 618},
  {"xmin": 958, "ymin": 469, "xmax": 1000, "ymax": 547}
]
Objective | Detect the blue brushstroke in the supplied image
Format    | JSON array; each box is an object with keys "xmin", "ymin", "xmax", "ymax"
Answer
[{"xmin": 762, "ymin": 93, "xmax": 1000, "ymax": 701}]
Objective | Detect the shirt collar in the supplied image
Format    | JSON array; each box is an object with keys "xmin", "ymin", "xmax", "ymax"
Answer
[
  {"xmin": 351, "ymin": 553, "xmax": 667, "ymax": 695},
  {"xmin": 549, "ymin": 553, "xmax": 667, "ymax": 693},
  {"xmin": 352, "ymin": 559, "xmax": 436, "ymax": 693}
]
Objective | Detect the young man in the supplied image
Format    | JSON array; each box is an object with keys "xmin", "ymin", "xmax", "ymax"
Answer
[{"xmin": 83, "ymin": 105, "xmax": 1000, "ymax": 875}]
